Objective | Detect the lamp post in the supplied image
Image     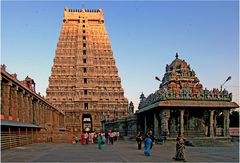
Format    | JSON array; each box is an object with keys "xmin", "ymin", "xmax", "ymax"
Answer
[
  {"xmin": 220, "ymin": 76, "xmax": 231, "ymax": 91},
  {"xmin": 155, "ymin": 76, "xmax": 161, "ymax": 82},
  {"xmin": 155, "ymin": 76, "xmax": 161, "ymax": 88}
]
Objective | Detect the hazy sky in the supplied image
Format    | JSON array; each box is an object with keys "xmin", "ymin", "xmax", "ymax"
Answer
[{"xmin": 1, "ymin": 1, "xmax": 239, "ymax": 110}]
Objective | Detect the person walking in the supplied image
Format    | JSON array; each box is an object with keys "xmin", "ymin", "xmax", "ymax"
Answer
[
  {"xmin": 109, "ymin": 131, "xmax": 114, "ymax": 145},
  {"xmin": 136, "ymin": 131, "xmax": 142, "ymax": 150},
  {"xmin": 173, "ymin": 133, "xmax": 186, "ymax": 162},
  {"xmin": 144, "ymin": 133, "xmax": 152, "ymax": 156},
  {"xmin": 116, "ymin": 131, "xmax": 119, "ymax": 141},
  {"xmin": 97, "ymin": 133, "xmax": 103, "ymax": 150},
  {"xmin": 89, "ymin": 132, "xmax": 93, "ymax": 144},
  {"xmin": 81, "ymin": 132, "xmax": 85, "ymax": 145},
  {"xmin": 149, "ymin": 131, "xmax": 154, "ymax": 149},
  {"xmin": 105, "ymin": 131, "xmax": 109, "ymax": 144},
  {"xmin": 93, "ymin": 133, "xmax": 98, "ymax": 144},
  {"xmin": 84, "ymin": 132, "xmax": 89, "ymax": 144},
  {"xmin": 75, "ymin": 135, "xmax": 78, "ymax": 144}
]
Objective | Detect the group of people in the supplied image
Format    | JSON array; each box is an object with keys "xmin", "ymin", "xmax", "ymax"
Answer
[
  {"xmin": 73, "ymin": 130, "xmax": 186, "ymax": 161},
  {"xmin": 135, "ymin": 131, "xmax": 155, "ymax": 156},
  {"xmin": 136, "ymin": 131, "xmax": 186, "ymax": 161},
  {"xmin": 77, "ymin": 132, "xmax": 97, "ymax": 144},
  {"xmin": 97, "ymin": 130, "xmax": 119, "ymax": 149},
  {"xmin": 72, "ymin": 130, "xmax": 120, "ymax": 150}
]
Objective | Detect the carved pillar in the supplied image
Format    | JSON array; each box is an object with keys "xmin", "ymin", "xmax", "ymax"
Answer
[
  {"xmin": 1, "ymin": 83, "xmax": 4, "ymax": 118},
  {"xmin": 28, "ymin": 96, "xmax": 33, "ymax": 123},
  {"xmin": 26, "ymin": 95, "xmax": 31, "ymax": 123},
  {"xmin": 56, "ymin": 112, "xmax": 59, "ymax": 129},
  {"xmin": 23, "ymin": 94, "xmax": 29, "ymax": 122},
  {"xmin": 36, "ymin": 102, "xmax": 39, "ymax": 125},
  {"xmin": 180, "ymin": 110, "xmax": 184, "ymax": 135},
  {"xmin": 4, "ymin": 83, "xmax": 11, "ymax": 118},
  {"xmin": 53, "ymin": 111, "xmax": 55, "ymax": 130},
  {"xmin": 45, "ymin": 106, "xmax": 48, "ymax": 126},
  {"xmin": 32, "ymin": 101, "xmax": 36, "ymax": 124},
  {"xmin": 41, "ymin": 104, "xmax": 45, "ymax": 127},
  {"xmin": 18, "ymin": 91, "xmax": 24, "ymax": 122},
  {"xmin": 223, "ymin": 109, "xmax": 230, "ymax": 137},
  {"xmin": 51, "ymin": 109, "xmax": 54, "ymax": 129},
  {"xmin": 214, "ymin": 112, "xmax": 217, "ymax": 136},
  {"xmin": 159, "ymin": 110, "xmax": 170, "ymax": 137},
  {"xmin": 154, "ymin": 112, "xmax": 159, "ymax": 138},
  {"xmin": 13, "ymin": 88, "xmax": 18, "ymax": 121},
  {"xmin": 39, "ymin": 103, "xmax": 44, "ymax": 126},
  {"xmin": 144, "ymin": 115, "xmax": 147, "ymax": 133},
  {"xmin": 9, "ymin": 87, "xmax": 13, "ymax": 120},
  {"xmin": 209, "ymin": 110, "xmax": 215, "ymax": 137},
  {"xmin": 46, "ymin": 106, "xmax": 52, "ymax": 124},
  {"xmin": 36, "ymin": 102, "xmax": 40, "ymax": 125},
  {"xmin": 37, "ymin": 103, "xmax": 40, "ymax": 125},
  {"xmin": 54, "ymin": 112, "xmax": 57, "ymax": 129},
  {"xmin": 10, "ymin": 86, "xmax": 18, "ymax": 120},
  {"xmin": 58, "ymin": 113, "xmax": 60, "ymax": 128},
  {"xmin": 40, "ymin": 103, "xmax": 43, "ymax": 126}
]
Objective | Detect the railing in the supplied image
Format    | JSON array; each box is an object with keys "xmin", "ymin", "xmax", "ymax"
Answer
[
  {"xmin": 1, "ymin": 129, "xmax": 82, "ymax": 150},
  {"xmin": 1, "ymin": 129, "xmax": 36, "ymax": 149},
  {"xmin": 229, "ymin": 128, "xmax": 240, "ymax": 136}
]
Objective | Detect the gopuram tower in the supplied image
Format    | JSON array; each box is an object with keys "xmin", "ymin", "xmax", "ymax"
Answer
[{"xmin": 46, "ymin": 8, "xmax": 128, "ymax": 132}]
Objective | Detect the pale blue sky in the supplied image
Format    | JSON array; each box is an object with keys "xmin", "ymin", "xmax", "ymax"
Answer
[{"xmin": 1, "ymin": 1, "xmax": 239, "ymax": 110}]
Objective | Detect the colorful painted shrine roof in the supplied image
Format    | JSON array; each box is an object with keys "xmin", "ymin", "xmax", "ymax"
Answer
[
  {"xmin": 138, "ymin": 54, "xmax": 236, "ymax": 110},
  {"xmin": 161, "ymin": 53, "xmax": 201, "ymax": 90}
]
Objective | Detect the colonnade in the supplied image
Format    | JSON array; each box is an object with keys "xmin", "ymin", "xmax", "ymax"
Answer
[
  {"xmin": 142, "ymin": 109, "xmax": 230, "ymax": 138},
  {"xmin": 1, "ymin": 66, "xmax": 64, "ymax": 131}
]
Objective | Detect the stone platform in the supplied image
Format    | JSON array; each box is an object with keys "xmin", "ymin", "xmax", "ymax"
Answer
[{"xmin": 1, "ymin": 140, "xmax": 239, "ymax": 162}]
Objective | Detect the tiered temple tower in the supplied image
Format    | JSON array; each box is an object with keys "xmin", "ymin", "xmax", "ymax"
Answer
[{"xmin": 46, "ymin": 8, "xmax": 128, "ymax": 132}]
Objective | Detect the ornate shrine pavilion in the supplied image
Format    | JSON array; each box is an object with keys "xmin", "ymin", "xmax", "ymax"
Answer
[{"xmin": 137, "ymin": 54, "xmax": 239, "ymax": 141}]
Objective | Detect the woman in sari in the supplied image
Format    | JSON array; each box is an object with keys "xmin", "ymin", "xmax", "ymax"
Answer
[
  {"xmin": 173, "ymin": 133, "xmax": 186, "ymax": 162},
  {"xmin": 81, "ymin": 132, "xmax": 85, "ymax": 145},
  {"xmin": 144, "ymin": 133, "xmax": 152, "ymax": 156},
  {"xmin": 97, "ymin": 133, "xmax": 103, "ymax": 150}
]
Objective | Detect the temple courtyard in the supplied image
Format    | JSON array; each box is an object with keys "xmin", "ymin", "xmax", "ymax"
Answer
[{"xmin": 1, "ymin": 140, "xmax": 239, "ymax": 162}]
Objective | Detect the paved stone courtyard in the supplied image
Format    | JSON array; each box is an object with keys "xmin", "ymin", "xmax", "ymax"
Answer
[{"xmin": 1, "ymin": 140, "xmax": 239, "ymax": 162}]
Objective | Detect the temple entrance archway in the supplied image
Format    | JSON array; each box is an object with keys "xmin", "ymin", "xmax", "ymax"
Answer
[{"xmin": 82, "ymin": 114, "xmax": 92, "ymax": 132}]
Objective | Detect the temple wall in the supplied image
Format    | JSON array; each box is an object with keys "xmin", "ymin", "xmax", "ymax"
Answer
[{"xmin": 1, "ymin": 65, "xmax": 64, "ymax": 131}]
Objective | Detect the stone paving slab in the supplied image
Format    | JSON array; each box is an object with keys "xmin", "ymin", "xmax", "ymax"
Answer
[{"xmin": 1, "ymin": 140, "xmax": 239, "ymax": 162}]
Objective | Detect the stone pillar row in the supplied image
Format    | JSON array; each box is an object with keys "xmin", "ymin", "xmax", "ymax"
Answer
[
  {"xmin": 1, "ymin": 80, "xmax": 64, "ymax": 130},
  {"xmin": 171, "ymin": 109, "xmax": 222, "ymax": 137}
]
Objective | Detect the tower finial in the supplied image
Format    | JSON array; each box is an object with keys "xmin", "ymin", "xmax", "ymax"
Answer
[
  {"xmin": 82, "ymin": 4, "xmax": 85, "ymax": 9},
  {"xmin": 175, "ymin": 52, "xmax": 179, "ymax": 59}
]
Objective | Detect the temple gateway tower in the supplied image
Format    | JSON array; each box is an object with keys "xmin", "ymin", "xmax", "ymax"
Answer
[{"xmin": 46, "ymin": 8, "xmax": 128, "ymax": 132}]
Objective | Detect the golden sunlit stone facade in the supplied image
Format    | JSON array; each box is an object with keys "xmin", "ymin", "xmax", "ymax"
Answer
[{"xmin": 46, "ymin": 8, "xmax": 128, "ymax": 132}]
